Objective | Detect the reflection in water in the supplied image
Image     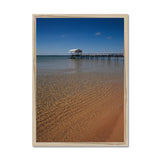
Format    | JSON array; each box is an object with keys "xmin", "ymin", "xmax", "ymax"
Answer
[
  {"xmin": 69, "ymin": 59, "xmax": 82, "ymax": 72},
  {"xmin": 37, "ymin": 56, "xmax": 124, "ymax": 76},
  {"xmin": 68, "ymin": 57, "xmax": 124, "ymax": 74}
]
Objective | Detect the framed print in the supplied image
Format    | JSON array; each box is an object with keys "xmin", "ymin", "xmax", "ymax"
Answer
[{"xmin": 32, "ymin": 14, "xmax": 128, "ymax": 146}]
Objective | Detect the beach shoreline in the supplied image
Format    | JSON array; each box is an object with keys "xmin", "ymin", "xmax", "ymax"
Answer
[{"xmin": 36, "ymin": 72, "xmax": 124, "ymax": 142}]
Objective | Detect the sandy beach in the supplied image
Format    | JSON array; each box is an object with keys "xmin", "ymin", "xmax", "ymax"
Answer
[{"xmin": 36, "ymin": 67, "xmax": 124, "ymax": 142}]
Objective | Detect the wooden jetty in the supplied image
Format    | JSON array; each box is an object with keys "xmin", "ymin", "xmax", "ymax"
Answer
[
  {"xmin": 68, "ymin": 49, "xmax": 124, "ymax": 59},
  {"xmin": 70, "ymin": 52, "xmax": 124, "ymax": 59}
]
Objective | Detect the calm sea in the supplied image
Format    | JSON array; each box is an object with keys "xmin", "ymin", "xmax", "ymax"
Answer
[{"xmin": 36, "ymin": 55, "xmax": 124, "ymax": 76}]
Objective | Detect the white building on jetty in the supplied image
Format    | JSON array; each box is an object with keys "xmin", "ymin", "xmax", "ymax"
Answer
[{"xmin": 68, "ymin": 49, "xmax": 82, "ymax": 55}]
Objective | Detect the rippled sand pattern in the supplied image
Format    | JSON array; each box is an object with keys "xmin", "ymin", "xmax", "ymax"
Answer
[{"xmin": 36, "ymin": 71, "xmax": 124, "ymax": 142}]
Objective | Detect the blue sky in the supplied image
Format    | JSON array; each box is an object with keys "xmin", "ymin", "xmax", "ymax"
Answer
[{"xmin": 36, "ymin": 18, "xmax": 124, "ymax": 55}]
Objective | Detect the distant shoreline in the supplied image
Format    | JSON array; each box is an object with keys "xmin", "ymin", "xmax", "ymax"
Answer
[{"xmin": 36, "ymin": 54, "xmax": 124, "ymax": 57}]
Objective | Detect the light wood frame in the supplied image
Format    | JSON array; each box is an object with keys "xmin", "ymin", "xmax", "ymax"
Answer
[{"xmin": 32, "ymin": 14, "xmax": 129, "ymax": 147}]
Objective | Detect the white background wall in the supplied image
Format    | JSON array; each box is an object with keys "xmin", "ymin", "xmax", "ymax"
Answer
[{"xmin": 0, "ymin": 0, "xmax": 160, "ymax": 159}]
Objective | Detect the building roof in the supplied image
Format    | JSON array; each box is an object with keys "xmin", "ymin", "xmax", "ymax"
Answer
[{"xmin": 68, "ymin": 49, "xmax": 82, "ymax": 53}]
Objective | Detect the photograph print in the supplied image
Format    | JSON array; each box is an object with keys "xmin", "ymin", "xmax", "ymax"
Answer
[{"xmin": 33, "ymin": 14, "xmax": 128, "ymax": 146}]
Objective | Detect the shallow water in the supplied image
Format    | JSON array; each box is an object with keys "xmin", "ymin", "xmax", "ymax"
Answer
[
  {"xmin": 37, "ymin": 55, "xmax": 124, "ymax": 76},
  {"xmin": 36, "ymin": 55, "xmax": 124, "ymax": 142}
]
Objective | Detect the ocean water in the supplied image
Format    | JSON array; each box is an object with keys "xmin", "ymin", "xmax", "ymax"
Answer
[
  {"xmin": 36, "ymin": 55, "xmax": 124, "ymax": 142},
  {"xmin": 36, "ymin": 55, "xmax": 124, "ymax": 76}
]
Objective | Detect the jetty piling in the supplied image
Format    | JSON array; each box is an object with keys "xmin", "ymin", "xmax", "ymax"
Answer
[{"xmin": 70, "ymin": 52, "xmax": 124, "ymax": 59}]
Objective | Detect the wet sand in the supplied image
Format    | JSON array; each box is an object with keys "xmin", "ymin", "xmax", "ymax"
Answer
[{"xmin": 36, "ymin": 71, "xmax": 124, "ymax": 142}]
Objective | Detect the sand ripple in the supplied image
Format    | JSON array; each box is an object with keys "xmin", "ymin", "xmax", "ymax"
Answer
[{"xmin": 36, "ymin": 72, "xmax": 124, "ymax": 142}]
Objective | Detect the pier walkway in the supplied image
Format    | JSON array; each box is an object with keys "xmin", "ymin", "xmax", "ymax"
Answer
[{"xmin": 70, "ymin": 52, "xmax": 124, "ymax": 59}]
